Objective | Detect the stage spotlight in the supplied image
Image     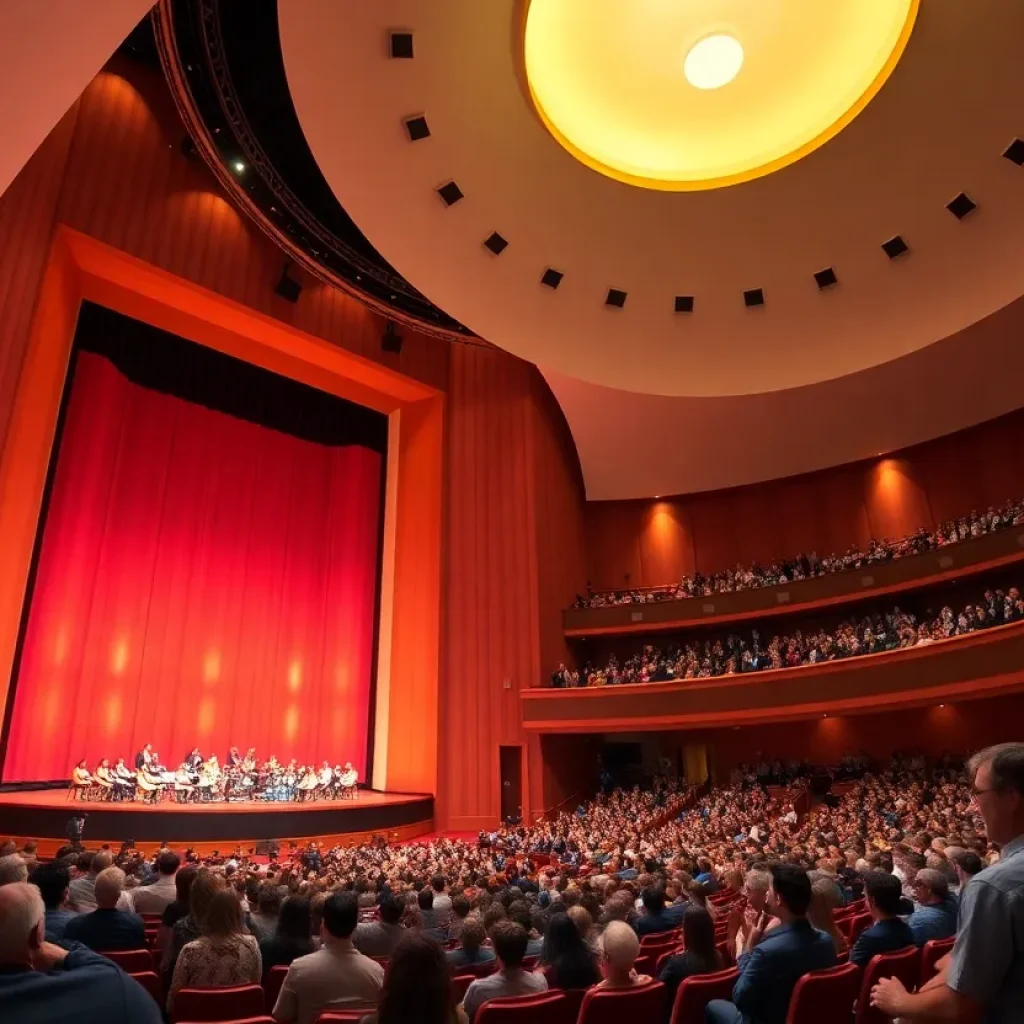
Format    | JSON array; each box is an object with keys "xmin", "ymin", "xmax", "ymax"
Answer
[
  {"xmin": 382, "ymin": 320, "xmax": 404, "ymax": 354},
  {"xmin": 232, "ymin": 159, "xmax": 246, "ymax": 174},
  {"xmin": 274, "ymin": 262, "xmax": 302, "ymax": 304}
]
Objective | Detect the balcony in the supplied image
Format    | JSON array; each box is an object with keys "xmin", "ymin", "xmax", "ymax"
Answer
[
  {"xmin": 564, "ymin": 527, "xmax": 1024, "ymax": 638},
  {"xmin": 522, "ymin": 618, "xmax": 1024, "ymax": 732}
]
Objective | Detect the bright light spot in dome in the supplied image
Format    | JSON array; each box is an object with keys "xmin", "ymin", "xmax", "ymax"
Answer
[{"xmin": 684, "ymin": 34, "xmax": 744, "ymax": 91}]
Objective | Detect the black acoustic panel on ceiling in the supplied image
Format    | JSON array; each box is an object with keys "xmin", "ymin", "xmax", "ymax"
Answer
[
  {"xmin": 814, "ymin": 267, "xmax": 838, "ymax": 290},
  {"xmin": 881, "ymin": 235, "xmax": 909, "ymax": 259},
  {"xmin": 947, "ymin": 192, "xmax": 976, "ymax": 220},
  {"xmin": 674, "ymin": 295, "xmax": 694, "ymax": 313},
  {"xmin": 541, "ymin": 268, "xmax": 563, "ymax": 289},
  {"xmin": 743, "ymin": 288, "xmax": 765, "ymax": 308},
  {"xmin": 390, "ymin": 31, "xmax": 414, "ymax": 58},
  {"xmin": 605, "ymin": 288, "xmax": 627, "ymax": 308},
  {"xmin": 274, "ymin": 270, "xmax": 302, "ymax": 303},
  {"xmin": 483, "ymin": 232, "xmax": 508, "ymax": 255},
  {"xmin": 404, "ymin": 115, "xmax": 430, "ymax": 141},
  {"xmin": 1003, "ymin": 138, "xmax": 1024, "ymax": 165},
  {"xmin": 436, "ymin": 181, "xmax": 464, "ymax": 206}
]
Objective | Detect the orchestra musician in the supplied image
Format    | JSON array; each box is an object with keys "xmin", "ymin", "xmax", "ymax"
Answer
[
  {"xmin": 71, "ymin": 759, "xmax": 94, "ymax": 800},
  {"xmin": 93, "ymin": 758, "xmax": 115, "ymax": 799},
  {"xmin": 317, "ymin": 760, "xmax": 333, "ymax": 801},
  {"xmin": 340, "ymin": 761, "xmax": 358, "ymax": 799},
  {"xmin": 135, "ymin": 761, "xmax": 164, "ymax": 803},
  {"xmin": 297, "ymin": 764, "xmax": 318, "ymax": 801},
  {"xmin": 134, "ymin": 743, "xmax": 153, "ymax": 771},
  {"xmin": 227, "ymin": 745, "xmax": 241, "ymax": 767},
  {"xmin": 185, "ymin": 747, "xmax": 203, "ymax": 772},
  {"xmin": 112, "ymin": 758, "xmax": 136, "ymax": 801}
]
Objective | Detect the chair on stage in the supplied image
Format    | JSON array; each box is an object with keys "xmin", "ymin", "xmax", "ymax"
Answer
[
  {"xmin": 854, "ymin": 947, "xmax": 921, "ymax": 1024},
  {"xmin": 670, "ymin": 968, "xmax": 739, "ymax": 1024},
  {"xmin": 920, "ymin": 937, "xmax": 955, "ymax": 987},
  {"xmin": 170, "ymin": 984, "xmax": 266, "ymax": 1023},
  {"xmin": 263, "ymin": 965, "xmax": 289, "ymax": 1013},
  {"xmin": 785, "ymin": 963, "xmax": 861, "ymax": 1024},
  {"xmin": 100, "ymin": 948, "xmax": 155, "ymax": 973},
  {"xmin": 129, "ymin": 971, "xmax": 163, "ymax": 1007},
  {"xmin": 578, "ymin": 980, "xmax": 666, "ymax": 1024},
  {"xmin": 476, "ymin": 990, "xmax": 572, "ymax": 1024}
]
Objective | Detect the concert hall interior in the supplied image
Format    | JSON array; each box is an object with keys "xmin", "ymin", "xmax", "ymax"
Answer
[{"xmin": 2, "ymin": 5, "xmax": 1024, "ymax": 1022}]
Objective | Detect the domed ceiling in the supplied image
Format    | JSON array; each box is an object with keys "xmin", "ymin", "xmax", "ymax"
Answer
[{"xmin": 160, "ymin": 0, "xmax": 1024, "ymax": 498}]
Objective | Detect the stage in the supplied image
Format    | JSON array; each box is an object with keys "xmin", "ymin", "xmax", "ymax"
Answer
[{"xmin": 0, "ymin": 788, "xmax": 434, "ymax": 853}]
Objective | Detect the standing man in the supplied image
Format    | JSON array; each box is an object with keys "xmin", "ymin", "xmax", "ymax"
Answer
[{"xmin": 872, "ymin": 742, "xmax": 1024, "ymax": 1022}]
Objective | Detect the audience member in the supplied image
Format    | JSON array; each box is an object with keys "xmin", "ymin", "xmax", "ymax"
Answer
[
  {"xmin": 162, "ymin": 867, "xmax": 224, "ymax": 986},
  {"xmin": 130, "ymin": 850, "xmax": 179, "ymax": 914},
  {"xmin": 67, "ymin": 852, "xmax": 111, "ymax": 912},
  {"xmin": 273, "ymin": 891, "xmax": 384, "ymax": 1024},
  {"xmin": 447, "ymin": 893, "xmax": 471, "ymax": 943},
  {"xmin": 252, "ymin": 881, "xmax": 284, "ymax": 938},
  {"xmin": 30, "ymin": 862, "xmax": 75, "ymax": 942},
  {"xmin": 156, "ymin": 863, "xmax": 197, "ymax": 952},
  {"xmin": 0, "ymin": 854, "xmax": 28, "ymax": 886},
  {"xmin": 706, "ymin": 864, "xmax": 836, "ymax": 1024},
  {"xmin": 657, "ymin": 905, "xmax": 723, "ymax": 1013},
  {"xmin": 445, "ymin": 918, "xmax": 495, "ymax": 970},
  {"xmin": 596, "ymin": 920, "xmax": 651, "ymax": 989},
  {"xmin": 0, "ymin": 882, "xmax": 161, "ymax": 1024},
  {"xmin": 905, "ymin": 868, "xmax": 958, "ymax": 945},
  {"xmin": 541, "ymin": 912, "xmax": 600, "ymax": 989},
  {"xmin": 431, "ymin": 873, "xmax": 453, "ymax": 931},
  {"xmin": 635, "ymin": 886, "xmax": 676, "ymax": 937},
  {"xmin": 260, "ymin": 895, "xmax": 316, "ymax": 979},
  {"xmin": 850, "ymin": 872, "xmax": 914, "ymax": 970},
  {"xmin": 807, "ymin": 871, "xmax": 848, "ymax": 955},
  {"xmin": 169, "ymin": 888, "xmax": 261, "ymax": 1012},
  {"xmin": 354, "ymin": 895, "xmax": 406, "ymax": 958},
  {"xmin": 62, "ymin": 867, "xmax": 144, "ymax": 951},
  {"xmin": 462, "ymin": 920, "xmax": 547, "ymax": 1023},
  {"xmin": 362, "ymin": 933, "xmax": 466, "ymax": 1024}
]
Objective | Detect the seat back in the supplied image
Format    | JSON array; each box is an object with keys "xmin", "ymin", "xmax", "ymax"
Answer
[
  {"xmin": 579, "ymin": 981, "xmax": 666, "ymax": 1024},
  {"xmin": 178, "ymin": 1019, "xmax": 274, "ymax": 1024},
  {"xmin": 129, "ymin": 971, "xmax": 163, "ymax": 1006},
  {"xmin": 920, "ymin": 937, "xmax": 955, "ymax": 986},
  {"xmin": 785, "ymin": 963, "xmax": 861, "ymax": 1024},
  {"xmin": 100, "ymin": 948, "xmax": 154, "ymax": 973},
  {"xmin": 846, "ymin": 912, "xmax": 873, "ymax": 943},
  {"xmin": 670, "ymin": 968, "xmax": 739, "ymax": 1024},
  {"xmin": 453, "ymin": 974, "xmax": 476, "ymax": 1003},
  {"xmin": 656, "ymin": 947, "xmax": 684, "ymax": 976},
  {"xmin": 477, "ymin": 991, "xmax": 571, "ymax": 1024},
  {"xmin": 855, "ymin": 947, "xmax": 921, "ymax": 1024},
  {"xmin": 315, "ymin": 1014, "xmax": 369, "ymax": 1024},
  {"xmin": 263, "ymin": 965, "xmax": 289, "ymax": 1013},
  {"xmin": 171, "ymin": 984, "xmax": 266, "ymax": 1023}
]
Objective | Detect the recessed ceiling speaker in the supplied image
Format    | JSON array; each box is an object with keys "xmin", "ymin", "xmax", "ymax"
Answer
[
  {"xmin": 483, "ymin": 232, "xmax": 508, "ymax": 255},
  {"xmin": 1003, "ymin": 138, "xmax": 1024, "ymax": 165},
  {"xmin": 605, "ymin": 288, "xmax": 627, "ymax": 308},
  {"xmin": 382, "ymin": 321, "xmax": 403, "ymax": 354},
  {"xmin": 947, "ymin": 192, "xmax": 977, "ymax": 220},
  {"xmin": 814, "ymin": 267, "xmax": 838, "ymax": 290},
  {"xmin": 743, "ymin": 287, "xmax": 765, "ymax": 308},
  {"xmin": 436, "ymin": 181, "xmax": 464, "ymax": 206},
  {"xmin": 404, "ymin": 115, "xmax": 430, "ymax": 141},
  {"xmin": 273, "ymin": 262, "xmax": 302, "ymax": 304},
  {"xmin": 541, "ymin": 268, "xmax": 563, "ymax": 289},
  {"xmin": 674, "ymin": 295, "xmax": 694, "ymax": 313},
  {"xmin": 389, "ymin": 31, "xmax": 414, "ymax": 59},
  {"xmin": 881, "ymin": 235, "xmax": 909, "ymax": 260}
]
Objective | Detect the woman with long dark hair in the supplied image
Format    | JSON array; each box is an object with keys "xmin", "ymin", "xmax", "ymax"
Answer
[
  {"xmin": 361, "ymin": 933, "xmax": 465, "ymax": 1024},
  {"xmin": 657, "ymin": 906, "xmax": 724, "ymax": 1017},
  {"xmin": 541, "ymin": 912, "xmax": 600, "ymax": 989},
  {"xmin": 260, "ymin": 894, "xmax": 315, "ymax": 978}
]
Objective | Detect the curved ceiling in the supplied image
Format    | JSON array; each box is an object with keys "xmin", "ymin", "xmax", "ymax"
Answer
[{"xmin": 269, "ymin": 0, "xmax": 1024, "ymax": 497}]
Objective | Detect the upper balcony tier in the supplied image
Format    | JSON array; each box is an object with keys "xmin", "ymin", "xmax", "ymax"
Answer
[
  {"xmin": 523, "ymin": 617, "xmax": 1024, "ymax": 733},
  {"xmin": 563, "ymin": 526, "xmax": 1024, "ymax": 638}
]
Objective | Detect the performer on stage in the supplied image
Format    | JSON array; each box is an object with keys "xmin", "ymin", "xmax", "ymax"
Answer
[
  {"xmin": 340, "ymin": 761, "xmax": 358, "ymax": 799},
  {"xmin": 71, "ymin": 759, "xmax": 94, "ymax": 799},
  {"xmin": 113, "ymin": 757, "xmax": 136, "ymax": 801},
  {"xmin": 227, "ymin": 745, "xmax": 242, "ymax": 767},
  {"xmin": 185, "ymin": 747, "xmax": 203, "ymax": 772},
  {"xmin": 93, "ymin": 758, "xmax": 115, "ymax": 799},
  {"xmin": 134, "ymin": 743, "xmax": 153, "ymax": 771}
]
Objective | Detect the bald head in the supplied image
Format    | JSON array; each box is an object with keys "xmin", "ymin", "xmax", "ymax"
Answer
[
  {"xmin": 90, "ymin": 851, "xmax": 113, "ymax": 876},
  {"xmin": 0, "ymin": 882, "xmax": 44, "ymax": 963}
]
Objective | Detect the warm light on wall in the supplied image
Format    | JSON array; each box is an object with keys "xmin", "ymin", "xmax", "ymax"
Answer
[
  {"xmin": 53, "ymin": 622, "xmax": 69, "ymax": 667},
  {"xmin": 284, "ymin": 704, "xmax": 300, "ymax": 741},
  {"xmin": 110, "ymin": 636, "xmax": 129, "ymax": 675},
  {"xmin": 203, "ymin": 648, "xmax": 221, "ymax": 684},
  {"xmin": 288, "ymin": 658, "xmax": 303, "ymax": 693}
]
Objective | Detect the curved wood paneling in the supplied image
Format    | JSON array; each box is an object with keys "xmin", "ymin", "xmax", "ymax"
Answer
[
  {"xmin": 522, "ymin": 619, "xmax": 1024, "ymax": 732},
  {"xmin": 564, "ymin": 526, "xmax": 1024, "ymax": 637}
]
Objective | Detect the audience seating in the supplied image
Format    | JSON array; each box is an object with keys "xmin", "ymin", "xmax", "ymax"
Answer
[
  {"xmin": 476, "ymin": 991, "xmax": 571, "ymax": 1024},
  {"xmin": 670, "ymin": 968, "xmax": 739, "ymax": 1024},
  {"xmin": 785, "ymin": 963, "xmax": 861, "ymax": 1024},
  {"xmin": 178, "ymin": 1019, "xmax": 273, "ymax": 1024},
  {"xmin": 522, "ymin": 955, "xmax": 540, "ymax": 969},
  {"xmin": 263, "ymin": 966, "xmax": 288, "ymax": 1013},
  {"xmin": 315, "ymin": 1014, "xmax": 370, "ymax": 1024},
  {"xmin": 129, "ymin": 971, "xmax": 163, "ymax": 1006},
  {"xmin": 715, "ymin": 938, "xmax": 732, "ymax": 967},
  {"xmin": 453, "ymin": 974, "xmax": 476, "ymax": 1003},
  {"xmin": 846, "ymin": 912, "xmax": 873, "ymax": 943},
  {"xmin": 578, "ymin": 980, "xmax": 666, "ymax": 1024},
  {"xmin": 171, "ymin": 984, "xmax": 266, "ymax": 1023},
  {"xmin": 854, "ymin": 947, "xmax": 921, "ymax": 1024},
  {"xmin": 920, "ymin": 937, "xmax": 955, "ymax": 986},
  {"xmin": 99, "ymin": 948, "xmax": 154, "ymax": 972},
  {"xmin": 463, "ymin": 960, "xmax": 499, "ymax": 979},
  {"xmin": 656, "ymin": 947, "xmax": 683, "ymax": 975}
]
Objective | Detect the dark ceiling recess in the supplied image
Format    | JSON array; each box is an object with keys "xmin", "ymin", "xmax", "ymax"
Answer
[
  {"xmin": 605, "ymin": 288, "xmax": 627, "ymax": 308},
  {"xmin": 814, "ymin": 267, "xmax": 838, "ymax": 290},
  {"xmin": 541, "ymin": 268, "xmax": 564, "ymax": 289},
  {"xmin": 483, "ymin": 232, "xmax": 508, "ymax": 255},
  {"xmin": 743, "ymin": 288, "xmax": 765, "ymax": 308},
  {"xmin": 1002, "ymin": 138, "xmax": 1024, "ymax": 165},
  {"xmin": 436, "ymin": 181, "xmax": 464, "ymax": 207},
  {"xmin": 404, "ymin": 115, "xmax": 430, "ymax": 141},
  {"xmin": 881, "ymin": 235, "xmax": 909, "ymax": 260},
  {"xmin": 389, "ymin": 32, "xmax": 414, "ymax": 59},
  {"xmin": 674, "ymin": 295, "xmax": 694, "ymax": 314},
  {"xmin": 946, "ymin": 192, "xmax": 977, "ymax": 220}
]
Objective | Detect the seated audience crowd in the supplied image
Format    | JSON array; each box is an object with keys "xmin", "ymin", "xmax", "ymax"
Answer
[
  {"xmin": 1, "ymin": 745, "xmax": 1022, "ymax": 1024},
  {"xmin": 572, "ymin": 498, "xmax": 1024, "ymax": 609},
  {"xmin": 553, "ymin": 585, "xmax": 1024, "ymax": 687}
]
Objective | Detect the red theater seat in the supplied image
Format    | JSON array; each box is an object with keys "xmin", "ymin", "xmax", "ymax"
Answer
[
  {"xmin": 99, "ymin": 948, "xmax": 154, "ymax": 973},
  {"xmin": 855, "ymin": 947, "xmax": 921, "ymax": 1024},
  {"xmin": 171, "ymin": 984, "xmax": 266, "ymax": 1023},
  {"xmin": 263, "ymin": 966, "xmax": 288, "ymax": 1013},
  {"xmin": 670, "ymin": 968, "xmax": 739, "ymax": 1024},
  {"xmin": 845, "ymin": 912, "xmax": 873, "ymax": 943},
  {"xmin": 316, "ymin": 1014, "xmax": 371, "ymax": 1024},
  {"xmin": 920, "ymin": 937, "xmax": 955, "ymax": 986},
  {"xmin": 178, "ymin": 1019, "xmax": 273, "ymax": 1024},
  {"xmin": 129, "ymin": 971, "xmax": 163, "ymax": 1006},
  {"xmin": 578, "ymin": 981, "xmax": 666, "ymax": 1024},
  {"xmin": 785, "ymin": 963, "xmax": 861, "ymax": 1024},
  {"xmin": 453, "ymin": 974, "xmax": 476, "ymax": 1003},
  {"xmin": 476, "ymin": 991, "xmax": 571, "ymax": 1024}
]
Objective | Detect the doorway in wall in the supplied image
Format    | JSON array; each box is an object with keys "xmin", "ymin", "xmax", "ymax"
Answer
[{"xmin": 499, "ymin": 745, "xmax": 523, "ymax": 823}]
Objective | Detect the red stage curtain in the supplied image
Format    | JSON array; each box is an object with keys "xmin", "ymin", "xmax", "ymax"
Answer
[{"xmin": 3, "ymin": 352, "xmax": 381, "ymax": 782}]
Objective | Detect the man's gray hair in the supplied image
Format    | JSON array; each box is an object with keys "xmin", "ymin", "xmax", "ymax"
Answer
[
  {"xmin": 94, "ymin": 866, "xmax": 126, "ymax": 907},
  {"xmin": 0, "ymin": 855, "xmax": 28, "ymax": 887},
  {"xmin": 967, "ymin": 743, "xmax": 1024, "ymax": 794},
  {"xmin": 915, "ymin": 868, "xmax": 949, "ymax": 899},
  {"xmin": 0, "ymin": 882, "xmax": 44, "ymax": 962}
]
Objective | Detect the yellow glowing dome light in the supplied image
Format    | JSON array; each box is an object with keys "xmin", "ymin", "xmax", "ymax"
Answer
[{"xmin": 521, "ymin": 0, "xmax": 920, "ymax": 191}]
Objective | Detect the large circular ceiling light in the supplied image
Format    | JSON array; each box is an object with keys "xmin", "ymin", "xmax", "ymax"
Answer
[
  {"xmin": 521, "ymin": 0, "xmax": 920, "ymax": 191},
  {"xmin": 684, "ymin": 34, "xmax": 744, "ymax": 91}
]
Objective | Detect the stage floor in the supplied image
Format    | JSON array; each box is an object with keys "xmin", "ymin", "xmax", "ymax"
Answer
[{"xmin": 0, "ymin": 788, "xmax": 434, "ymax": 850}]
